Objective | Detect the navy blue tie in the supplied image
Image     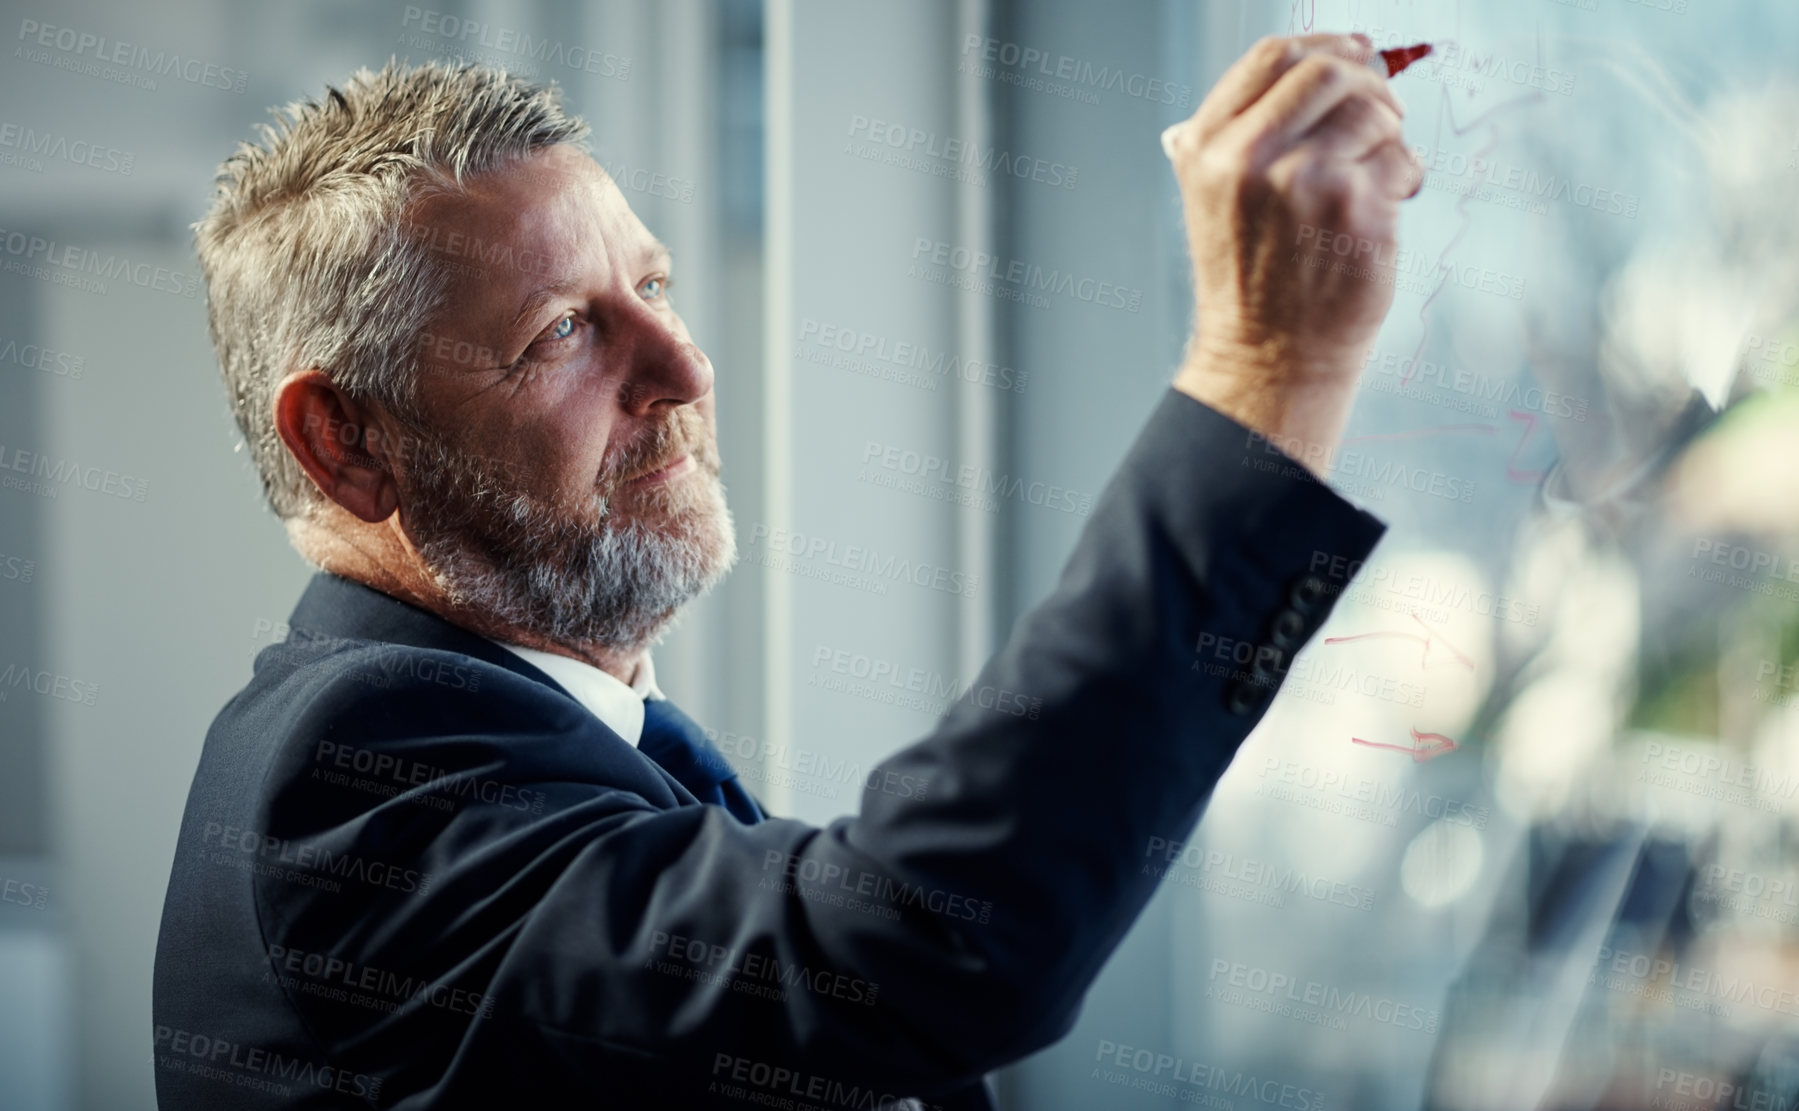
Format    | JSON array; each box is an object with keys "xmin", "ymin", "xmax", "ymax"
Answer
[{"xmin": 637, "ymin": 699, "xmax": 764, "ymax": 824}]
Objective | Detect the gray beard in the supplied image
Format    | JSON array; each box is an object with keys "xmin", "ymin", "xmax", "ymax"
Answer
[{"xmin": 395, "ymin": 414, "xmax": 737, "ymax": 655}]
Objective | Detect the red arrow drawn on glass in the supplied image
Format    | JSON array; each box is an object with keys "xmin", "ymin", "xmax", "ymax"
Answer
[{"xmin": 1352, "ymin": 727, "xmax": 1459, "ymax": 762}]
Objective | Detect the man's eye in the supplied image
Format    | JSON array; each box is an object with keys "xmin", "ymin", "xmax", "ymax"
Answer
[
  {"xmin": 532, "ymin": 313, "xmax": 580, "ymax": 349},
  {"xmin": 640, "ymin": 275, "xmax": 672, "ymax": 301},
  {"xmin": 509, "ymin": 313, "xmax": 583, "ymax": 372}
]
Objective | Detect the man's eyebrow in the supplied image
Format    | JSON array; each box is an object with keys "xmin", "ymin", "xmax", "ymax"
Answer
[
  {"xmin": 503, "ymin": 242, "xmax": 674, "ymax": 341},
  {"xmin": 507, "ymin": 278, "xmax": 583, "ymax": 338}
]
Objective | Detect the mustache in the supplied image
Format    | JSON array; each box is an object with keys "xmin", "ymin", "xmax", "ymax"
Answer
[{"xmin": 604, "ymin": 409, "xmax": 706, "ymax": 488}]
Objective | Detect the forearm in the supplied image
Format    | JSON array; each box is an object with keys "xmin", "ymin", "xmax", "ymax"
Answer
[{"xmin": 846, "ymin": 387, "xmax": 1385, "ymax": 1065}]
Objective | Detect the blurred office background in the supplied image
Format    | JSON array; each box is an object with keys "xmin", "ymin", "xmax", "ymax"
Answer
[{"xmin": 5, "ymin": 0, "xmax": 1799, "ymax": 1108}]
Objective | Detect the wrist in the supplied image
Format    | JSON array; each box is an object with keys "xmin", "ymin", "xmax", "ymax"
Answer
[{"xmin": 1173, "ymin": 339, "xmax": 1365, "ymax": 479}]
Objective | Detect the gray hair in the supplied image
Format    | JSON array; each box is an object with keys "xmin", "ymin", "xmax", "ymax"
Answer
[{"xmin": 195, "ymin": 59, "xmax": 590, "ymax": 522}]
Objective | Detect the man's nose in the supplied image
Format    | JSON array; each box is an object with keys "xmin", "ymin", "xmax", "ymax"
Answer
[{"xmin": 615, "ymin": 307, "xmax": 711, "ymax": 416}]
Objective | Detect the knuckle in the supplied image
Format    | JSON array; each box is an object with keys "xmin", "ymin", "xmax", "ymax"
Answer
[
  {"xmin": 1255, "ymin": 36, "xmax": 1298, "ymax": 69},
  {"xmin": 1296, "ymin": 54, "xmax": 1346, "ymax": 88},
  {"xmin": 1301, "ymin": 158, "xmax": 1353, "ymax": 201},
  {"xmin": 1361, "ymin": 100, "xmax": 1403, "ymax": 139},
  {"xmin": 1196, "ymin": 144, "xmax": 1246, "ymax": 190}
]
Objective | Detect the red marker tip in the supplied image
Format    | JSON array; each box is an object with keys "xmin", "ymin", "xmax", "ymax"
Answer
[{"xmin": 1375, "ymin": 43, "xmax": 1433, "ymax": 78}]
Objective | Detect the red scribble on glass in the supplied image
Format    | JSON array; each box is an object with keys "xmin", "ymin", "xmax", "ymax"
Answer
[
  {"xmin": 1324, "ymin": 613, "xmax": 1475, "ymax": 672},
  {"xmin": 1326, "ymin": 615, "xmax": 1468, "ymax": 761},
  {"xmin": 1340, "ymin": 409, "xmax": 1552, "ymax": 487},
  {"xmin": 1504, "ymin": 409, "xmax": 1549, "ymax": 483},
  {"xmin": 1352, "ymin": 727, "xmax": 1458, "ymax": 762},
  {"xmin": 1400, "ymin": 84, "xmax": 1549, "ymax": 389},
  {"xmin": 1289, "ymin": 0, "xmax": 1317, "ymax": 33}
]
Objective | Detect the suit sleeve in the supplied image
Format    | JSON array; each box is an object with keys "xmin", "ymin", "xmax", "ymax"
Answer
[{"xmin": 256, "ymin": 388, "xmax": 1385, "ymax": 1105}]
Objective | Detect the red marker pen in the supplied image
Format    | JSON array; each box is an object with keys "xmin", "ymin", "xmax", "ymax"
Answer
[
  {"xmin": 1161, "ymin": 41, "xmax": 1434, "ymax": 159},
  {"xmin": 1370, "ymin": 43, "xmax": 1432, "ymax": 78}
]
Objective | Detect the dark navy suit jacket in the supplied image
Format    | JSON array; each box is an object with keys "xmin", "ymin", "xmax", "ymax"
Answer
[{"xmin": 153, "ymin": 389, "xmax": 1384, "ymax": 1109}]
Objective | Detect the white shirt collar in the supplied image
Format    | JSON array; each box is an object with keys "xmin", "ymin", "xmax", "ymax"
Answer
[{"xmin": 485, "ymin": 639, "xmax": 663, "ymax": 747}]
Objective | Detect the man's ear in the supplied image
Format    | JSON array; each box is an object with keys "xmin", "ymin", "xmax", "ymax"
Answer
[{"xmin": 272, "ymin": 370, "xmax": 403, "ymax": 524}]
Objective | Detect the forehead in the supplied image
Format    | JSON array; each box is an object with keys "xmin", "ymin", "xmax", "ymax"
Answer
[{"xmin": 406, "ymin": 145, "xmax": 657, "ymax": 284}]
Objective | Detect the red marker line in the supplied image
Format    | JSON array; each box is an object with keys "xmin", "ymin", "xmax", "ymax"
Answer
[
  {"xmin": 1321, "ymin": 614, "xmax": 1475, "ymax": 672},
  {"xmin": 1352, "ymin": 727, "xmax": 1458, "ymax": 762},
  {"xmin": 1401, "ymin": 86, "xmax": 1547, "ymax": 387}
]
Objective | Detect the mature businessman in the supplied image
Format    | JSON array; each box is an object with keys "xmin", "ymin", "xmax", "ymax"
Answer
[{"xmin": 155, "ymin": 31, "xmax": 1418, "ymax": 1110}]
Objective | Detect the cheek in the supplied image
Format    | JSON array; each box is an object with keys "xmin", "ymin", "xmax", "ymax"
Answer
[{"xmin": 503, "ymin": 415, "xmax": 608, "ymax": 494}]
